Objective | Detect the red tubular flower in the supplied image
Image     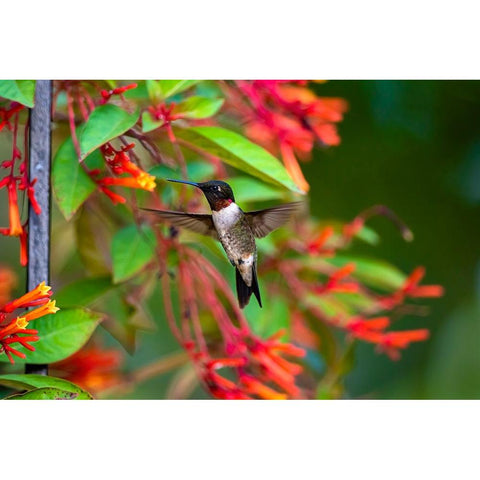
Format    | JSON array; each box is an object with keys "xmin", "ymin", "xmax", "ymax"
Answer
[
  {"xmin": 0, "ymin": 103, "xmax": 25, "ymax": 132},
  {"xmin": 100, "ymin": 83, "xmax": 138, "ymax": 104},
  {"xmin": 376, "ymin": 330, "xmax": 430, "ymax": 361},
  {"xmin": 307, "ymin": 225, "xmax": 335, "ymax": 256},
  {"xmin": 379, "ymin": 266, "xmax": 444, "ymax": 310},
  {"xmin": 6, "ymin": 181, "xmax": 23, "ymax": 236},
  {"xmin": 92, "ymin": 142, "xmax": 156, "ymax": 203},
  {"xmin": 0, "ymin": 282, "xmax": 59, "ymax": 363},
  {"xmin": 147, "ymin": 103, "xmax": 181, "ymax": 127},
  {"xmin": 0, "ymin": 103, "xmax": 40, "ymax": 265},
  {"xmin": 342, "ymin": 315, "xmax": 430, "ymax": 360},
  {"xmin": 315, "ymin": 262, "xmax": 359, "ymax": 295}
]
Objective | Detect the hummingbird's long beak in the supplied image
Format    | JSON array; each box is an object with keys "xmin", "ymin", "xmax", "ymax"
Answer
[{"xmin": 167, "ymin": 179, "xmax": 200, "ymax": 188}]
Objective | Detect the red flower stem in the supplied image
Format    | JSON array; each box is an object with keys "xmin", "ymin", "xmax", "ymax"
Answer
[
  {"xmin": 176, "ymin": 262, "xmax": 194, "ymax": 344},
  {"xmin": 190, "ymin": 249, "xmax": 249, "ymax": 332},
  {"xmin": 188, "ymin": 259, "xmax": 238, "ymax": 346},
  {"xmin": 66, "ymin": 91, "xmax": 82, "ymax": 160},
  {"xmin": 178, "ymin": 259, "xmax": 208, "ymax": 354},
  {"xmin": 355, "ymin": 205, "xmax": 413, "ymax": 242},
  {"xmin": 166, "ymin": 124, "xmax": 187, "ymax": 177},
  {"xmin": 76, "ymin": 93, "xmax": 90, "ymax": 122},
  {"xmin": 79, "ymin": 85, "xmax": 96, "ymax": 113},
  {"xmin": 161, "ymin": 269, "xmax": 183, "ymax": 344}
]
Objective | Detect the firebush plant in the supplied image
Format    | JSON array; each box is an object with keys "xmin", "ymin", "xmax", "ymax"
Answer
[{"xmin": 0, "ymin": 80, "xmax": 443, "ymax": 399}]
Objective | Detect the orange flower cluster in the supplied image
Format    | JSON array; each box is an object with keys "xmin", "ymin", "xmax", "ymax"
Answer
[
  {"xmin": 378, "ymin": 266, "xmax": 445, "ymax": 310},
  {"xmin": 91, "ymin": 142, "xmax": 156, "ymax": 204},
  {"xmin": 197, "ymin": 329, "xmax": 306, "ymax": 400},
  {"xmin": 224, "ymin": 80, "xmax": 347, "ymax": 192},
  {"xmin": 51, "ymin": 344, "xmax": 124, "ymax": 395},
  {"xmin": 0, "ymin": 102, "xmax": 41, "ymax": 265},
  {"xmin": 0, "ymin": 282, "xmax": 59, "ymax": 363},
  {"xmin": 342, "ymin": 316, "xmax": 429, "ymax": 361}
]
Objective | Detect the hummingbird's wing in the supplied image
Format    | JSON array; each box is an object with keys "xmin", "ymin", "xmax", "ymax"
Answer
[
  {"xmin": 141, "ymin": 208, "xmax": 218, "ymax": 239},
  {"xmin": 246, "ymin": 202, "xmax": 303, "ymax": 238}
]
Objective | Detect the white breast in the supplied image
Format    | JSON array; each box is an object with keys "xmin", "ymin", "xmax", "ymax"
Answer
[{"xmin": 211, "ymin": 202, "xmax": 242, "ymax": 232}]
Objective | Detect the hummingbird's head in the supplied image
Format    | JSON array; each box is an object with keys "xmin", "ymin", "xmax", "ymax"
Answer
[{"xmin": 167, "ymin": 179, "xmax": 235, "ymax": 210}]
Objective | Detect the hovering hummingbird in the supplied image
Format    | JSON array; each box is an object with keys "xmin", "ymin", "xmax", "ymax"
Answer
[{"xmin": 143, "ymin": 179, "xmax": 302, "ymax": 309}]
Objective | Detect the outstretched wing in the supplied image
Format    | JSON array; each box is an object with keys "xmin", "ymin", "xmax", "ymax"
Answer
[
  {"xmin": 246, "ymin": 202, "xmax": 303, "ymax": 238},
  {"xmin": 141, "ymin": 208, "xmax": 218, "ymax": 239}
]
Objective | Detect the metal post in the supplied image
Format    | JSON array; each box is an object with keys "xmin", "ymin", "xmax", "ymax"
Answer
[{"xmin": 26, "ymin": 80, "xmax": 52, "ymax": 375}]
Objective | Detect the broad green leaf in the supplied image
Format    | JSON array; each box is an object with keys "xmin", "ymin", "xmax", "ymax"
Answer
[
  {"xmin": 6, "ymin": 387, "xmax": 82, "ymax": 400},
  {"xmin": 0, "ymin": 374, "xmax": 92, "ymax": 399},
  {"xmin": 112, "ymin": 224, "xmax": 156, "ymax": 283},
  {"xmin": 174, "ymin": 126, "xmax": 304, "ymax": 193},
  {"xmin": 0, "ymin": 309, "xmax": 103, "ymax": 364},
  {"xmin": 55, "ymin": 276, "xmax": 113, "ymax": 308},
  {"xmin": 158, "ymin": 80, "xmax": 199, "ymax": 99},
  {"xmin": 52, "ymin": 137, "xmax": 97, "ymax": 220},
  {"xmin": 79, "ymin": 104, "xmax": 139, "ymax": 160},
  {"xmin": 173, "ymin": 96, "xmax": 224, "ymax": 119},
  {"xmin": 327, "ymin": 255, "xmax": 406, "ymax": 291},
  {"xmin": 0, "ymin": 80, "xmax": 36, "ymax": 107},
  {"xmin": 228, "ymin": 176, "xmax": 285, "ymax": 204}
]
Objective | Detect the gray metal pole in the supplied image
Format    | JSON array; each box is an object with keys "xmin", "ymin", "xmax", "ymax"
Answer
[{"xmin": 26, "ymin": 80, "xmax": 52, "ymax": 375}]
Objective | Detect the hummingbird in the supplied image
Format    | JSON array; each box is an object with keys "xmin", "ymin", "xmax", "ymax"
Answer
[{"xmin": 143, "ymin": 179, "xmax": 302, "ymax": 309}]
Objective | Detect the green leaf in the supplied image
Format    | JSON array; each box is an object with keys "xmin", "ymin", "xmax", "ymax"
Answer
[
  {"xmin": 146, "ymin": 80, "xmax": 163, "ymax": 103},
  {"xmin": 0, "ymin": 309, "xmax": 103, "ymax": 364},
  {"xmin": 228, "ymin": 176, "xmax": 286, "ymax": 204},
  {"xmin": 149, "ymin": 160, "xmax": 216, "ymax": 183},
  {"xmin": 0, "ymin": 80, "xmax": 36, "ymax": 107},
  {"xmin": 112, "ymin": 224, "xmax": 156, "ymax": 283},
  {"xmin": 124, "ymin": 81, "xmax": 149, "ymax": 100},
  {"xmin": 248, "ymin": 297, "xmax": 290, "ymax": 339},
  {"xmin": 354, "ymin": 225, "xmax": 380, "ymax": 246},
  {"xmin": 6, "ymin": 387, "xmax": 83, "ymax": 400},
  {"xmin": 0, "ymin": 374, "xmax": 93, "ymax": 399},
  {"xmin": 55, "ymin": 277, "xmax": 113, "ymax": 308},
  {"xmin": 174, "ymin": 126, "xmax": 304, "ymax": 194},
  {"xmin": 79, "ymin": 104, "xmax": 139, "ymax": 160},
  {"xmin": 173, "ymin": 96, "xmax": 224, "ymax": 119},
  {"xmin": 52, "ymin": 137, "xmax": 97, "ymax": 220},
  {"xmin": 157, "ymin": 80, "xmax": 199, "ymax": 99},
  {"xmin": 141, "ymin": 111, "xmax": 164, "ymax": 133},
  {"xmin": 327, "ymin": 255, "xmax": 407, "ymax": 291},
  {"xmin": 75, "ymin": 205, "xmax": 114, "ymax": 276}
]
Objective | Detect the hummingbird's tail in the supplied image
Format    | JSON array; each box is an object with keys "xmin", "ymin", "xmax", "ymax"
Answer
[{"xmin": 235, "ymin": 265, "xmax": 262, "ymax": 309}]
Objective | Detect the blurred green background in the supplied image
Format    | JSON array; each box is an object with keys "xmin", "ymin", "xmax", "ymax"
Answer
[
  {"xmin": 1, "ymin": 80, "xmax": 479, "ymax": 399},
  {"xmin": 306, "ymin": 80, "xmax": 480, "ymax": 399}
]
